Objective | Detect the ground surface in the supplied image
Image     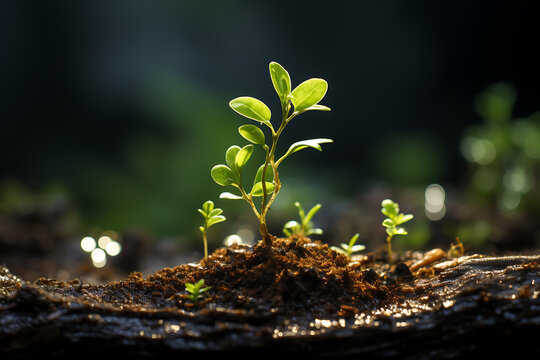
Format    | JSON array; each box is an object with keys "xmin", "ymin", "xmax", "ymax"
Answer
[{"xmin": 1, "ymin": 237, "xmax": 539, "ymax": 358}]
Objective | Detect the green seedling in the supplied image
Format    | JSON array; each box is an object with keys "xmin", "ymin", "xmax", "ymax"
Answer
[
  {"xmin": 185, "ymin": 279, "xmax": 211, "ymax": 303},
  {"xmin": 211, "ymin": 61, "xmax": 332, "ymax": 244},
  {"xmin": 381, "ymin": 199, "xmax": 414, "ymax": 264},
  {"xmin": 198, "ymin": 200, "xmax": 226, "ymax": 259},
  {"xmin": 283, "ymin": 202, "xmax": 324, "ymax": 237},
  {"xmin": 331, "ymin": 233, "xmax": 365, "ymax": 257}
]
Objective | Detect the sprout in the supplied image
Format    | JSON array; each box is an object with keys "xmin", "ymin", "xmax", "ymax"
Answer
[
  {"xmin": 381, "ymin": 199, "xmax": 414, "ymax": 264},
  {"xmin": 198, "ymin": 200, "xmax": 226, "ymax": 259},
  {"xmin": 331, "ymin": 233, "xmax": 365, "ymax": 258},
  {"xmin": 283, "ymin": 202, "xmax": 324, "ymax": 238},
  {"xmin": 211, "ymin": 61, "xmax": 332, "ymax": 244},
  {"xmin": 185, "ymin": 279, "xmax": 211, "ymax": 304}
]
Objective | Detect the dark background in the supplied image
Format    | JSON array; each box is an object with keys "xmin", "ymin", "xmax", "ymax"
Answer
[{"xmin": 1, "ymin": 0, "xmax": 539, "ymax": 244}]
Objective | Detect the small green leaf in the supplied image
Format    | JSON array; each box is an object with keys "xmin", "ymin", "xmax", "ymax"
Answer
[
  {"xmin": 226, "ymin": 145, "xmax": 241, "ymax": 171},
  {"xmin": 277, "ymin": 138, "xmax": 333, "ymax": 165},
  {"xmin": 394, "ymin": 227, "xmax": 408, "ymax": 235},
  {"xmin": 229, "ymin": 96, "xmax": 272, "ymax": 125},
  {"xmin": 235, "ymin": 144, "xmax": 254, "ymax": 170},
  {"xmin": 250, "ymin": 181, "xmax": 275, "ymax": 197},
  {"xmin": 211, "ymin": 165, "xmax": 235, "ymax": 186},
  {"xmin": 199, "ymin": 226, "xmax": 205, "ymax": 232},
  {"xmin": 303, "ymin": 104, "xmax": 331, "ymax": 112},
  {"xmin": 202, "ymin": 200, "xmax": 214, "ymax": 214},
  {"xmin": 398, "ymin": 214, "xmax": 414, "ymax": 224},
  {"xmin": 269, "ymin": 61, "xmax": 291, "ymax": 103},
  {"xmin": 290, "ymin": 78, "xmax": 328, "ymax": 112},
  {"xmin": 207, "ymin": 215, "xmax": 226, "ymax": 227},
  {"xmin": 208, "ymin": 208, "xmax": 223, "ymax": 217},
  {"xmin": 350, "ymin": 244, "xmax": 366, "ymax": 252},
  {"xmin": 219, "ymin": 192, "xmax": 243, "ymax": 200},
  {"xmin": 197, "ymin": 209, "xmax": 207, "ymax": 217},
  {"xmin": 239, "ymin": 124, "xmax": 265, "ymax": 146},
  {"xmin": 303, "ymin": 204, "xmax": 322, "ymax": 225},
  {"xmin": 381, "ymin": 199, "xmax": 398, "ymax": 217},
  {"xmin": 382, "ymin": 218, "xmax": 394, "ymax": 228}
]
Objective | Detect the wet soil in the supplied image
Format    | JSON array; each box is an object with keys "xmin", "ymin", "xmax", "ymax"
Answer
[{"xmin": 1, "ymin": 237, "xmax": 539, "ymax": 358}]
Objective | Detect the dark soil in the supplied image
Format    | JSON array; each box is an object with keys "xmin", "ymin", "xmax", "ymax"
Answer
[{"xmin": 1, "ymin": 236, "xmax": 539, "ymax": 359}]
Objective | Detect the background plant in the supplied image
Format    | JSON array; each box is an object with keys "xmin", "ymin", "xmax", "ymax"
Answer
[
  {"xmin": 185, "ymin": 279, "xmax": 211, "ymax": 303},
  {"xmin": 211, "ymin": 61, "xmax": 332, "ymax": 244},
  {"xmin": 197, "ymin": 200, "xmax": 226, "ymax": 259},
  {"xmin": 381, "ymin": 199, "xmax": 413, "ymax": 264},
  {"xmin": 282, "ymin": 202, "xmax": 324, "ymax": 237},
  {"xmin": 331, "ymin": 233, "xmax": 365, "ymax": 258}
]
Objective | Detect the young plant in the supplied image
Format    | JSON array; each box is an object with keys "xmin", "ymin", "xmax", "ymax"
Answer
[
  {"xmin": 381, "ymin": 199, "xmax": 414, "ymax": 264},
  {"xmin": 185, "ymin": 279, "xmax": 211, "ymax": 303},
  {"xmin": 211, "ymin": 61, "xmax": 332, "ymax": 244},
  {"xmin": 198, "ymin": 200, "xmax": 226, "ymax": 259},
  {"xmin": 282, "ymin": 202, "xmax": 324, "ymax": 237},
  {"xmin": 331, "ymin": 233, "xmax": 365, "ymax": 258}
]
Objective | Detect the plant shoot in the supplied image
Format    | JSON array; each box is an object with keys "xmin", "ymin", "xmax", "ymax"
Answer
[{"xmin": 211, "ymin": 61, "xmax": 332, "ymax": 244}]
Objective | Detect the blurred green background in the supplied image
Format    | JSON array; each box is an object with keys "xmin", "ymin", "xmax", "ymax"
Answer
[{"xmin": 1, "ymin": 0, "xmax": 539, "ymax": 264}]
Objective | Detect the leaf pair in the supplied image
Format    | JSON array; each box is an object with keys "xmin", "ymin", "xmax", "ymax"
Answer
[
  {"xmin": 185, "ymin": 279, "xmax": 211, "ymax": 303},
  {"xmin": 211, "ymin": 145, "xmax": 274, "ymax": 200},
  {"xmin": 331, "ymin": 233, "xmax": 365, "ymax": 257},
  {"xmin": 282, "ymin": 202, "xmax": 324, "ymax": 237},
  {"xmin": 228, "ymin": 61, "xmax": 330, "ymax": 129},
  {"xmin": 381, "ymin": 199, "xmax": 413, "ymax": 237},
  {"xmin": 198, "ymin": 200, "xmax": 226, "ymax": 231}
]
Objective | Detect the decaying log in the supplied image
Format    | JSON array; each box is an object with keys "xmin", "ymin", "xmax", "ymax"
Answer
[{"xmin": 1, "ymin": 240, "xmax": 539, "ymax": 359}]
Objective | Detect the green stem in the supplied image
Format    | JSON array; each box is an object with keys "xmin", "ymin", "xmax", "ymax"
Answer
[
  {"xmin": 202, "ymin": 228, "xmax": 208, "ymax": 260},
  {"xmin": 386, "ymin": 235, "xmax": 393, "ymax": 265}
]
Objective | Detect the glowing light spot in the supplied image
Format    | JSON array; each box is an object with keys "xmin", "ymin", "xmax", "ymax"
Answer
[
  {"xmin": 105, "ymin": 241, "xmax": 122, "ymax": 256},
  {"xmin": 81, "ymin": 237, "xmax": 96, "ymax": 252},
  {"xmin": 91, "ymin": 248, "xmax": 106, "ymax": 268},
  {"xmin": 425, "ymin": 184, "xmax": 446, "ymax": 221},
  {"xmin": 499, "ymin": 191, "xmax": 521, "ymax": 212},
  {"xmin": 98, "ymin": 235, "xmax": 112, "ymax": 249},
  {"xmin": 224, "ymin": 234, "xmax": 243, "ymax": 246}
]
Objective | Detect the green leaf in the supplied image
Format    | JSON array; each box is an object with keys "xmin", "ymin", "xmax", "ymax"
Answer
[
  {"xmin": 229, "ymin": 97, "xmax": 272, "ymax": 125},
  {"xmin": 303, "ymin": 104, "xmax": 331, "ymax": 112},
  {"xmin": 235, "ymin": 144, "xmax": 253, "ymax": 170},
  {"xmin": 277, "ymin": 138, "xmax": 333, "ymax": 164},
  {"xmin": 219, "ymin": 192, "xmax": 243, "ymax": 200},
  {"xmin": 250, "ymin": 181, "xmax": 275, "ymax": 197},
  {"xmin": 269, "ymin": 61, "xmax": 291, "ymax": 103},
  {"xmin": 350, "ymin": 244, "xmax": 366, "ymax": 252},
  {"xmin": 348, "ymin": 233, "xmax": 360, "ymax": 246},
  {"xmin": 197, "ymin": 209, "xmax": 207, "ymax": 217},
  {"xmin": 382, "ymin": 218, "xmax": 394, "ymax": 228},
  {"xmin": 253, "ymin": 164, "xmax": 274, "ymax": 186},
  {"xmin": 398, "ymin": 214, "xmax": 414, "ymax": 224},
  {"xmin": 211, "ymin": 165, "xmax": 235, "ymax": 186},
  {"xmin": 394, "ymin": 227, "xmax": 408, "ymax": 235},
  {"xmin": 226, "ymin": 145, "xmax": 241, "ymax": 171},
  {"xmin": 239, "ymin": 124, "xmax": 265, "ymax": 146},
  {"xmin": 381, "ymin": 199, "xmax": 398, "ymax": 217},
  {"xmin": 290, "ymin": 78, "xmax": 328, "ymax": 112},
  {"xmin": 208, "ymin": 208, "xmax": 223, "ymax": 217},
  {"xmin": 303, "ymin": 204, "xmax": 322, "ymax": 225},
  {"xmin": 207, "ymin": 215, "xmax": 226, "ymax": 227},
  {"xmin": 202, "ymin": 200, "xmax": 214, "ymax": 214}
]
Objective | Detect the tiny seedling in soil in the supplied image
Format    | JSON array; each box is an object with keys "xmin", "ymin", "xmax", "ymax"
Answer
[
  {"xmin": 282, "ymin": 202, "xmax": 323, "ymax": 237},
  {"xmin": 198, "ymin": 200, "xmax": 226, "ymax": 259},
  {"xmin": 185, "ymin": 279, "xmax": 211, "ymax": 303},
  {"xmin": 331, "ymin": 233, "xmax": 365, "ymax": 258},
  {"xmin": 381, "ymin": 199, "xmax": 414, "ymax": 264},
  {"xmin": 211, "ymin": 61, "xmax": 332, "ymax": 245}
]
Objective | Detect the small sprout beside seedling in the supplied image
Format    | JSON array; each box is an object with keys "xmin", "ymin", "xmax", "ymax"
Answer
[
  {"xmin": 198, "ymin": 200, "xmax": 226, "ymax": 259},
  {"xmin": 211, "ymin": 61, "xmax": 332, "ymax": 244},
  {"xmin": 185, "ymin": 279, "xmax": 211, "ymax": 303},
  {"xmin": 283, "ymin": 202, "xmax": 324, "ymax": 237},
  {"xmin": 381, "ymin": 199, "xmax": 414, "ymax": 264},
  {"xmin": 331, "ymin": 233, "xmax": 365, "ymax": 258}
]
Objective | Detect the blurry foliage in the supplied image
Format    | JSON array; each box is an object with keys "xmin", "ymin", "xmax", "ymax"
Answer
[{"xmin": 460, "ymin": 82, "xmax": 540, "ymax": 214}]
